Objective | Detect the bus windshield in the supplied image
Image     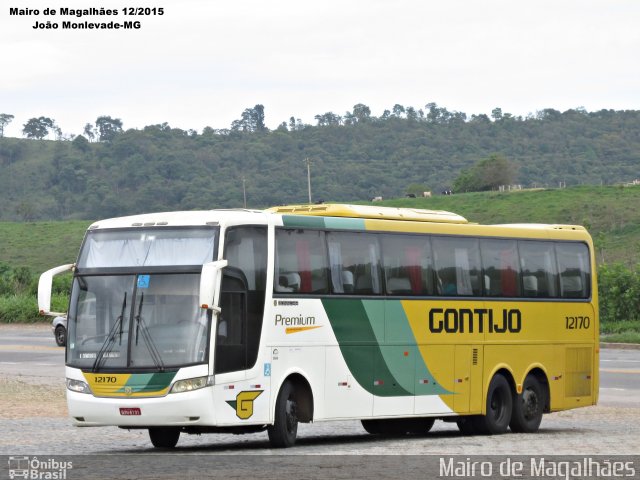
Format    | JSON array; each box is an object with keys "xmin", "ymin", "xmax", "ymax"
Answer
[
  {"xmin": 78, "ymin": 227, "xmax": 217, "ymax": 268},
  {"xmin": 67, "ymin": 227, "xmax": 218, "ymax": 370}
]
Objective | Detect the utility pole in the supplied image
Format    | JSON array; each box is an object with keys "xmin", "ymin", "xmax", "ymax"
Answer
[
  {"xmin": 242, "ymin": 176, "xmax": 247, "ymax": 208},
  {"xmin": 305, "ymin": 157, "xmax": 312, "ymax": 204}
]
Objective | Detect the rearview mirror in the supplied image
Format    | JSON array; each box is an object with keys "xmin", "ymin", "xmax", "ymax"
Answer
[
  {"xmin": 199, "ymin": 260, "xmax": 228, "ymax": 312},
  {"xmin": 38, "ymin": 264, "xmax": 74, "ymax": 316}
]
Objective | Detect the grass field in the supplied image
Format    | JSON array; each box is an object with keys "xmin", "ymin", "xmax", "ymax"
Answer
[
  {"xmin": 0, "ymin": 220, "xmax": 90, "ymax": 271},
  {"xmin": 1, "ymin": 185, "xmax": 639, "ymax": 271}
]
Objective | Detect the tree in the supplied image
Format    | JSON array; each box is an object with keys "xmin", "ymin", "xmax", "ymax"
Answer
[
  {"xmin": 72, "ymin": 135, "xmax": 90, "ymax": 152},
  {"xmin": 231, "ymin": 105, "xmax": 267, "ymax": 133},
  {"xmin": 95, "ymin": 116, "xmax": 123, "ymax": 141},
  {"xmin": 0, "ymin": 114, "xmax": 14, "ymax": 137},
  {"xmin": 314, "ymin": 112, "xmax": 342, "ymax": 126},
  {"xmin": 22, "ymin": 117, "xmax": 55, "ymax": 139},
  {"xmin": 15, "ymin": 201, "xmax": 37, "ymax": 222},
  {"xmin": 491, "ymin": 107, "xmax": 503, "ymax": 121},
  {"xmin": 453, "ymin": 154, "xmax": 517, "ymax": 192},
  {"xmin": 352, "ymin": 104, "xmax": 371, "ymax": 123},
  {"xmin": 83, "ymin": 123, "xmax": 96, "ymax": 142},
  {"xmin": 392, "ymin": 104, "xmax": 405, "ymax": 118}
]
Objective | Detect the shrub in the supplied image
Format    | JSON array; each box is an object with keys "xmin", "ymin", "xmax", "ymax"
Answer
[{"xmin": 598, "ymin": 263, "xmax": 640, "ymax": 324}]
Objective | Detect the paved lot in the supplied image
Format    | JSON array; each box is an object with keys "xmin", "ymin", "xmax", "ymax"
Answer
[{"xmin": 1, "ymin": 324, "xmax": 639, "ymax": 457}]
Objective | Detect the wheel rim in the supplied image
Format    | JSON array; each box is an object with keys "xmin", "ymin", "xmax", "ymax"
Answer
[
  {"xmin": 56, "ymin": 328, "xmax": 65, "ymax": 344},
  {"xmin": 522, "ymin": 388, "xmax": 539, "ymax": 420}
]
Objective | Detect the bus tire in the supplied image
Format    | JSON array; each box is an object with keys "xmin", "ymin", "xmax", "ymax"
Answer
[
  {"xmin": 362, "ymin": 418, "xmax": 434, "ymax": 435},
  {"xmin": 361, "ymin": 419, "xmax": 384, "ymax": 434},
  {"xmin": 406, "ymin": 418, "xmax": 435, "ymax": 435},
  {"xmin": 456, "ymin": 416, "xmax": 478, "ymax": 435},
  {"xmin": 148, "ymin": 427, "xmax": 180, "ymax": 448},
  {"xmin": 475, "ymin": 374, "xmax": 513, "ymax": 435},
  {"xmin": 510, "ymin": 374, "xmax": 545, "ymax": 433},
  {"xmin": 268, "ymin": 380, "xmax": 298, "ymax": 448}
]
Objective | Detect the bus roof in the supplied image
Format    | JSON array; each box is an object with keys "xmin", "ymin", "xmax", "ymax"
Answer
[{"xmin": 267, "ymin": 204, "xmax": 468, "ymax": 224}]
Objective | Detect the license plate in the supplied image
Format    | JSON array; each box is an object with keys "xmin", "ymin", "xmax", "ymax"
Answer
[{"xmin": 119, "ymin": 407, "xmax": 141, "ymax": 416}]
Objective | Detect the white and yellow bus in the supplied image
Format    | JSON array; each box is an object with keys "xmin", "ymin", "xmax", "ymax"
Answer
[{"xmin": 38, "ymin": 204, "xmax": 598, "ymax": 448}]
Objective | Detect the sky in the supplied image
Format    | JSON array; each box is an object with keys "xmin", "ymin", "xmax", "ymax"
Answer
[{"xmin": 1, "ymin": 0, "xmax": 639, "ymax": 138}]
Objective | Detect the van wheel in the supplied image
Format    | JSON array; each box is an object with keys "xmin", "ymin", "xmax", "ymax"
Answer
[
  {"xmin": 510, "ymin": 375, "xmax": 545, "ymax": 433},
  {"xmin": 475, "ymin": 374, "xmax": 513, "ymax": 435},
  {"xmin": 149, "ymin": 427, "xmax": 180, "ymax": 448},
  {"xmin": 268, "ymin": 381, "xmax": 298, "ymax": 447},
  {"xmin": 55, "ymin": 325, "xmax": 66, "ymax": 347}
]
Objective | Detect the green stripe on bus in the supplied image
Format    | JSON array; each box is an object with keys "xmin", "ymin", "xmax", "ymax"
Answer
[
  {"xmin": 282, "ymin": 215, "xmax": 366, "ymax": 231},
  {"xmin": 322, "ymin": 298, "xmax": 412, "ymax": 397},
  {"xmin": 324, "ymin": 217, "xmax": 366, "ymax": 230},
  {"xmin": 382, "ymin": 301, "xmax": 450, "ymax": 395},
  {"xmin": 118, "ymin": 372, "xmax": 177, "ymax": 393},
  {"xmin": 281, "ymin": 215, "xmax": 326, "ymax": 229}
]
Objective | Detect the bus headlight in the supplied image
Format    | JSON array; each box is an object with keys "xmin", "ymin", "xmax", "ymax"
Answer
[
  {"xmin": 170, "ymin": 376, "xmax": 213, "ymax": 394},
  {"xmin": 67, "ymin": 378, "xmax": 92, "ymax": 394}
]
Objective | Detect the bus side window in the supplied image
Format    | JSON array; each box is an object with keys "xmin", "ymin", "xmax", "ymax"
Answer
[
  {"xmin": 556, "ymin": 242, "xmax": 590, "ymax": 298},
  {"xmin": 274, "ymin": 229, "xmax": 329, "ymax": 294},
  {"xmin": 327, "ymin": 232, "xmax": 382, "ymax": 295},
  {"xmin": 380, "ymin": 233, "xmax": 434, "ymax": 296},
  {"xmin": 518, "ymin": 241, "xmax": 559, "ymax": 298},
  {"xmin": 432, "ymin": 236, "xmax": 481, "ymax": 297},
  {"xmin": 480, "ymin": 239, "xmax": 521, "ymax": 297}
]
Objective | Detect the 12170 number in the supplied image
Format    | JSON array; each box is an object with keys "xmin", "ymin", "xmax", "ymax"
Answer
[{"xmin": 566, "ymin": 316, "xmax": 590, "ymax": 329}]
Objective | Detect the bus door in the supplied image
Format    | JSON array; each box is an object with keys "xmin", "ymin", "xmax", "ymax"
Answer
[
  {"xmin": 213, "ymin": 226, "xmax": 268, "ymax": 423},
  {"xmin": 453, "ymin": 344, "xmax": 483, "ymax": 414}
]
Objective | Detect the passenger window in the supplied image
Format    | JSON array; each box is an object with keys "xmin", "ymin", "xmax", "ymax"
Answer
[
  {"xmin": 480, "ymin": 239, "xmax": 520, "ymax": 297},
  {"xmin": 519, "ymin": 241, "xmax": 559, "ymax": 298},
  {"xmin": 432, "ymin": 237, "xmax": 481, "ymax": 296},
  {"xmin": 380, "ymin": 234, "xmax": 434, "ymax": 295},
  {"xmin": 556, "ymin": 242, "xmax": 590, "ymax": 299},
  {"xmin": 327, "ymin": 232, "xmax": 382, "ymax": 295},
  {"xmin": 274, "ymin": 229, "xmax": 329, "ymax": 294}
]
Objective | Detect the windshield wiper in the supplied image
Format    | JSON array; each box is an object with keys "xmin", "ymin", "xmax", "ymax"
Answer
[
  {"xmin": 92, "ymin": 292, "xmax": 127, "ymax": 372},
  {"xmin": 135, "ymin": 292, "xmax": 165, "ymax": 372}
]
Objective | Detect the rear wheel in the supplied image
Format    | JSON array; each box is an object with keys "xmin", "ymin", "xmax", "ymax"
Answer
[
  {"xmin": 406, "ymin": 418, "xmax": 435, "ymax": 435},
  {"xmin": 510, "ymin": 374, "xmax": 545, "ymax": 433},
  {"xmin": 362, "ymin": 418, "xmax": 435, "ymax": 435},
  {"xmin": 474, "ymin": 374, "xmax": 513, "ymax": 435},
  {"xmin": 268, "ymin": 381, "xmax": 298, "ymax": 448},
  {"xmin": 54, "ymin": 325, "xmax": 66, "ymax": 347},
  {"xmin": 148, "ymin": 427, "xmax": 180, "ymax": 448}
]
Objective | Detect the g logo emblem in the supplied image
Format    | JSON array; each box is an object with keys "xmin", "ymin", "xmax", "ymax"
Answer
[{"xmin": 226, "ymin": 390, "xmax": 263, "ymax": 419}]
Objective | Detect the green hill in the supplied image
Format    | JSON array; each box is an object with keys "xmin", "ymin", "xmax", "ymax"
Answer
[{"xmin": 1, "ymin": 107, "xmax": 639, "ymax": 222}]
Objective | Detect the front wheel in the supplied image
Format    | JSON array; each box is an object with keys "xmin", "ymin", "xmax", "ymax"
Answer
[
  {"xmin": 474, "ymin": 374, "xmax": 513, "ymax": 435},
  {"xmin": 268, "ymin": 381, "xmax": 298, "ymax": 448},
  {"xmin": 149, "ymin": 427, "xmax": 180, "ymax": 448},
  {"xmin": 510, "ymin": 374, "xmax": 545, "ymax": 433}
]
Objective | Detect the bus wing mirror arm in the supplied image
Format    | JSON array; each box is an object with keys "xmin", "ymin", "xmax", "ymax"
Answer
[
  {"xmin": 38, "ymin": 263, "xmax": 74, "ymax": 316},
  {"xmin": 199, "ymin": 260, "xmax": 228, "ymax": 311}
]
